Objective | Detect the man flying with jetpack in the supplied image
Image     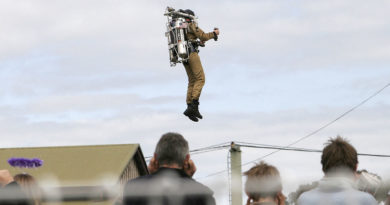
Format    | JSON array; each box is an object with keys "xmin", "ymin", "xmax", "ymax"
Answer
[{"xmin": 164, "ymin": 7, "xmax": 220, "ymax": 122}]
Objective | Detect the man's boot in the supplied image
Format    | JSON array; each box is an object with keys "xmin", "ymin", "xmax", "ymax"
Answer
[
  {"xmin": 183, "ymin": 104, "xmax": 191, "ymax": 116},
  {"xmin": 191, "ymin": 99, "xmax": 203, "ymax": 119},
  {"xmin": 183, "ymin": 104, "xmax": 198, "ymax": 122}
]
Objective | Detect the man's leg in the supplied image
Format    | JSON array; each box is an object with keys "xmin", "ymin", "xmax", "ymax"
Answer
[
  {"xmin": 184, "ymin": 62, "xmax": 195, "ymax": 104},
  {"xmin": 183, "ymin": 61, "xmax": 198, "ymax": 122},
  {"xmin": 188, "ymin": 52, "xmax": 205, "ymax": 119},
  {"xmin": 188, "ymin": 52, "xmax": 205, "ymax": 101}
]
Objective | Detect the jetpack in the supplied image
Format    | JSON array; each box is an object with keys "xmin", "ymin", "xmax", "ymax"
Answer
[{"xmin": 164, "ymin": 7, "xmax": 197, "ymax": 67}]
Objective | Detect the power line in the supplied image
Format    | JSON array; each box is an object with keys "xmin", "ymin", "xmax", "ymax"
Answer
[
  {"xmin": 196, "ymin": 141, "xmax": 390, "ymax": 180},
  {"xmin": 190, "ymin": 142, "xmax": 231, "ymax": 154},
  {"xmin": 240, "ymin": 144, "xmax": 320, "ymax": 153},
  {"xmin": 238, "ymin": 142, "xmax": 390, "ymax": 158},
  {"xmin": 197, "ymin": 82, "xmax": 390, "ymax": 180},
  {"xmin": 145, "ymin": 146, "xmax": 229, "ymax": 162},
  {"xmin": 189, "ymin": 146, "xmax": 230, "ymax": 156},
  {"xmin": 235, "ymin": 141, "xmax": 320, "ymax": 152},
  {"xmin": 242, "ymin": 81, "xmax": 390, "ymax": 167},
  {"xmin": 144, "ymin": 142, "xmax": 231, "ymax": 161}
]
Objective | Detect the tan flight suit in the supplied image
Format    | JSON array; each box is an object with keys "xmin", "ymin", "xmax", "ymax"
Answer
[{"xmin": 184, "ymin": 22, "xmax": 215, "ymax": 104}]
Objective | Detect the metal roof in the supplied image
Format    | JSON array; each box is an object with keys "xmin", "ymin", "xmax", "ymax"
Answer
[{"xmin": 0, "ymin": 144, "xmax": 146, "ymax": 187}]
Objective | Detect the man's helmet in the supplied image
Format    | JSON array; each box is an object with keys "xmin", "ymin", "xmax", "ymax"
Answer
[
  {"xmin": 178, "ymin": 9, "xmax": 195, "ymax": 22},
  {"xmin": 183, "ymin": 9, "xmax": 195, "ymax": 16}
]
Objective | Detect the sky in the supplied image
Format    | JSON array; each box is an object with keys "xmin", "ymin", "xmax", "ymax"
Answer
[{"xmin": 1, "ymin": 0, "xmax": 390, "ymax": 204}]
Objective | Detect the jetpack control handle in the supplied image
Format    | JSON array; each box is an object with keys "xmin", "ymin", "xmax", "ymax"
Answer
[{"xmin": 213, "ymin": 27, "xmax": 219, "ymax": 41}]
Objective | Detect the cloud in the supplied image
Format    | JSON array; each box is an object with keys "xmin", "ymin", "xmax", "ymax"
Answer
[
  {"xmin": 2, "ymin": 0, "xmax": 389, "ymax": 74},
  {"xmin": 0, "ymin": 1, "xmax": 389, "ymax": 204},
  {"xmin": 200, "ymin": 0, "xmax": 390, "ymax": 69}
]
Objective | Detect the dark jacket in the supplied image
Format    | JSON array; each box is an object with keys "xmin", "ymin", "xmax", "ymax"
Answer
[
  {"xmin": 123, "ymin": 167, "xmax": 216, "ymax": 205},
  {"xmin": 0, "ymin": 182, "xmax": 32, "ymax": 205}
]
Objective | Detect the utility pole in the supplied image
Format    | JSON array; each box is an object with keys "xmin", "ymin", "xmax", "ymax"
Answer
[{"xmin": 230, "ymin": 142, "xmax": 242, "ymax": 205}]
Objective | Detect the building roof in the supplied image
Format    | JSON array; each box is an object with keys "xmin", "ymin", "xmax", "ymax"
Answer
[{"xmin": 0, "ymin": 144, "xmax": 147, "ymax": 187}]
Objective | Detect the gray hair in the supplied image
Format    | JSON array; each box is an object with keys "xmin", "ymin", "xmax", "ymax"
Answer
[{"xmin": 155, "ymin": 132, "xmax": 189, "ymax": 167}]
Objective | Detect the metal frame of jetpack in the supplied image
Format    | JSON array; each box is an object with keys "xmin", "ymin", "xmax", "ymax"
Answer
[{"xmin": 164, "ymin": 7, "xmax": 197, "ymax": 67}]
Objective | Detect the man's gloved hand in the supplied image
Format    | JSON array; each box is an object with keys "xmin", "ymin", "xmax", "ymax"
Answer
[{"xmin": 213, "ymin": 28, "xmax": 219, "ymax": 41}]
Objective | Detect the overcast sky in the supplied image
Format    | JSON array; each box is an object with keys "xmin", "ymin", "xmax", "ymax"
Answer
[{"xmin": 1, "ymin": 0, "xmax": 390, "ymax": 204}]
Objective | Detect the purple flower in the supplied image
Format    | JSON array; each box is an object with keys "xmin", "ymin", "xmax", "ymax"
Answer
[
  {"xmin": 7, "ymin": 158, "xmax": 43, "ymax": 168},
  {"xmin": 31, "ymin": 158, "xmax": 43, "ymax": 167}
]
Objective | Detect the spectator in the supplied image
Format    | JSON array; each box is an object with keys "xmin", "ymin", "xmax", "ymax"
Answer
[
  {"xmin": 297, "ymin": 136, "xmax": 377, "ymax": 205},
  {"xmin": 123, "ymin": 132, "xmax": 216, "ymax": 205},
  {"xmin": 0, "ymin": 169, "xmax": 31, "ymax": 205},
  {"xmin": 14, "ymin": 173, "xmax": 42, "ymax": 205},
  {"xmin": 244, "ymin": 161, "xmax": 285, "ymax": 205}
]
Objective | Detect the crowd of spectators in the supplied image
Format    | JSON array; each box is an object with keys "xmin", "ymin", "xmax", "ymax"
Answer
[
  {"xmin": 1, "ymin": 132, "xmax": 389, "ymax": 205},
  {"xmin": 122, "ymin": 133, "xmax": 388, "ymax": 205}
]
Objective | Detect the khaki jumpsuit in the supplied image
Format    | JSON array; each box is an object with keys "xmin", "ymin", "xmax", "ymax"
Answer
[{"xmin": 184, "ymin": 23, "xmax": 215, "ymax": 104}]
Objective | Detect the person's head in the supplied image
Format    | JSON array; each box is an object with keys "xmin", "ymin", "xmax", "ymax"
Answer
[
  {"xmin": 154, "ymin": 132, "xmax": 189, "ymax": 168},
  {"xmin": 182, "ymin": 9, "xmax": 195, "ymax": 22},
  {"xmin": 14, "ymin": 173, "xmax": 42, "ymax": 205},
  {"xmin": 321, "ymin": 136, "xmax": 358, "ymax": 175},
  {"xmin": 244, "ymin": 161, "xmax": 284, "ymax": 204}
]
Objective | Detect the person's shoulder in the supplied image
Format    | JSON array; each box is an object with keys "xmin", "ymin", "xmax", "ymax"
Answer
[
  {"xmin": 296, "ymin": 188, "xmax": 320, "ymax": 205},
  {"xmin": 353, "ymin": 190, "xmax": 377, "ymax": 205},
  {"xmin": 183, "ymin": 177, "xmax": 214, "ymax": 196},
  {"xmin": 124, "ymin": 174, "xmax": 154, "ymax": 189},
  {"xmin": 128, "ymin": 173, "xmax": 155, "ymax": 182},
  {"xmin": 123, "ymin": 174, "xmax": 157, "ymax": 200},
  {"xmin": 125, "ymin": 168, "xmax": 180, "ymax": 187},
  {"xmin": 181, "ymin": 178, "xmax": 216, "ymax": 204}
]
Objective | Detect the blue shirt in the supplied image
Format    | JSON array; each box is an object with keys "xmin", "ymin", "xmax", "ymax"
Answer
[{"xmin": 297, "ymin": 177, "xmax": 378, "ymax": 205}]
